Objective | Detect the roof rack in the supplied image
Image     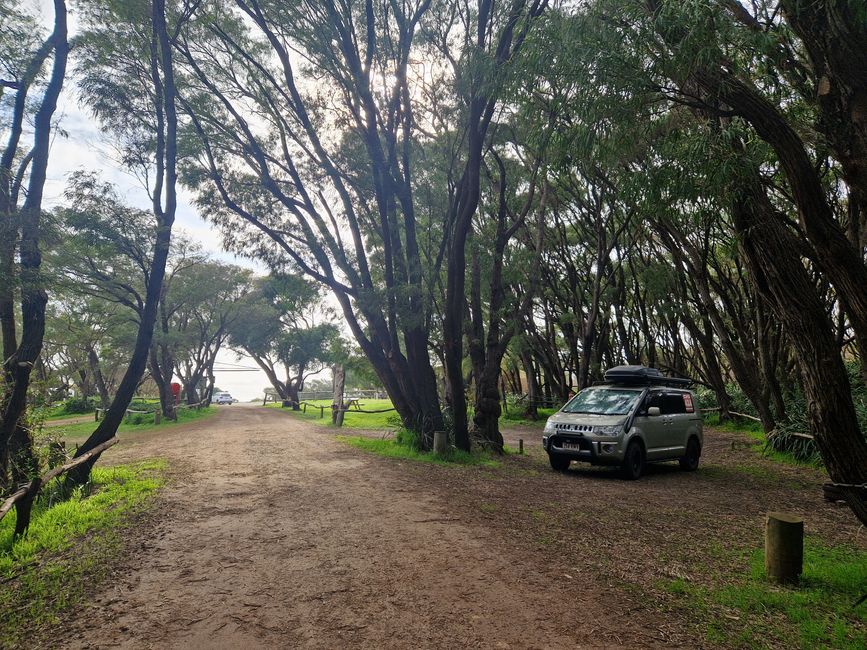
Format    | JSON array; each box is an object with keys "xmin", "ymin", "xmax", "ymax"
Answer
[{"xmin": 601, "ymin": 365, "xmax": 693, "ymax": 388}]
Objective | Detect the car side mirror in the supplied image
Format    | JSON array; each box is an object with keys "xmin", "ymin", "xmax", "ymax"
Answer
[{"xmin": 647, "ymin": 406, "xmax": 661, "ymax": 417}]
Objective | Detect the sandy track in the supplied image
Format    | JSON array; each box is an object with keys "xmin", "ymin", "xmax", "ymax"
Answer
[{"xmin": 56, "ymin": 405, "xmax": 645, "ymax": 649}]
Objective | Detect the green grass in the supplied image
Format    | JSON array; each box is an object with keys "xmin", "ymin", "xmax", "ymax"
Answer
[
  {"xmin": 267, "ymin": 399, "xmax": 401, "ymax": 430},
  {"xmin": 0, "ymin": 460, "xmax": 167, "ymax": 644},
  {"xmin": 49, "ymin": 405, "xmax": 216, "ymax": 445},
  {"xmin": 336, "ymin": 435, "xmax": 503, "ymax": 468},
  {"xmin": 667, "ymin": 539, "xmax": 867, "ymax": 648},
  {"xmin": 703, "ymin": 413, "xmax": 823, "ymax": 468},
  {"xmin": 500, "ymin": 406, "xmax": 559, "ymax": 426}
]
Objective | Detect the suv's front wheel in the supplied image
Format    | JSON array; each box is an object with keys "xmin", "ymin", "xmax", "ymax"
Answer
[
  {"xmin": 548, "ymin": 453, "xmax": 571, "ymax": 472},
  {"xmin": 621, "ymin": 440, "xmax": 645, "ymax": 480}
]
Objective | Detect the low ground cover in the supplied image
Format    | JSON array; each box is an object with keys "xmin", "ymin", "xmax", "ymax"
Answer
[
  {"xmin": 0, "ymin": 460, "xmax": 167, "ymax": 646},
  {"xmin": 267, "ymin": 398, "xmax": 400, "ymax": 429},
  {"xmin": 47, "ymin": 405, "xmax": 215, "ymax": 445},
  {"xmin": 337, "ymin": 435, "xmax": 503, "ymax": 468}
]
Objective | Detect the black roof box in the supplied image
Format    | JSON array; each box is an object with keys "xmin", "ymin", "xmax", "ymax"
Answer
[{"xmin": 603, "ymin": 365, "xmax": 692, "ymax": 387}]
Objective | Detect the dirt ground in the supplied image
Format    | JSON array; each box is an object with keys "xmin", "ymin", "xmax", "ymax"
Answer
[{"xmin": 48, "ymin": 405, "xmax": 863, "ymax": 649}]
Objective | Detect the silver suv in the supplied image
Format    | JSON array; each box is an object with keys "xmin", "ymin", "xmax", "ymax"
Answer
[{"xmin": 541, "ymin": 366, "xmax": 702, "ymax": 479}]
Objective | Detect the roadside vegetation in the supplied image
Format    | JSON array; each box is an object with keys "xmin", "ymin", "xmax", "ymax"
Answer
[
  {"xmin": 268, "ymin": 399, "xmax": 400, "ymax": 430},
  {"xmin": 48, "ymin": 406, "xmax": 216, "ymax": 445},
  {"xmin": 663, "ymin": 539, "xmax": 867, "ymax": 648},
  {"xmin": 0, "ymin": 460, "xmax": 167, "ymax": 646}
]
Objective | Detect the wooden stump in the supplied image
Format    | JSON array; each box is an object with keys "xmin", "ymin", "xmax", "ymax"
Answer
[
  {"xmin": 433, "ymin": 430, "xmax": 448, "ymax": 455},
  {"xmin": 765, "ymin": 512, "xmax": 803, "ymax": 584},
  {"xmin": 519, "ymin": 439, "xmax": 524, "ymax": 455},
  {"xmin": 154, "ymin": 410, "xmax": 161, "ymax": 425}
]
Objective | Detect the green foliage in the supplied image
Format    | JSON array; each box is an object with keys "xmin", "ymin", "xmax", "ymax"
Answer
[
  {"xmin": 666, "ymin": 539, "xmax": 867, "ymax": 649},
  {"xmin": 53, "ymin": 405, "xmax": 215, "ymax": 444},
  {"xmin": 58, "ymin": 396, "xmax": 95, "ymax": 415},
  {"xmin": 268, "ymin": 400, "xmax": 400, "ymax": 430},
  {"xmin": 336, "ymin": 436, "xmax": 502, "ymax": 468},
  {"xmin": 0, "ymin": 460, "xmax": 166, "ymax": 644}
]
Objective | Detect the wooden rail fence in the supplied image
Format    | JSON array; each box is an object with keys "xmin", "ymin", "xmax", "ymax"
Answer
[{"xmin": 0, "ymin": 437, "xmax": 119, "ymax": 533}]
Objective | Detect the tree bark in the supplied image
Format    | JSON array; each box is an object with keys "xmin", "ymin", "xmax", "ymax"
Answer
[
  {"xmin": 67, "ymin": 0, "xmax": 178, "ymax": 486},
  {"xmin": 732, "ymin": 167, "xmax": 867, "ymax": 525},
  {"xmin": 331, "ymin": 364, "xmax": 346, "ymax": 426},
  {"xmin": 0, "ymin": 0, "xmax": 68, "ymax": 497}
]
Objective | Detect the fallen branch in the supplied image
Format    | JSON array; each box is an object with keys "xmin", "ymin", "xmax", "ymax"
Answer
[
  {"xmin": 0, "ymin": 436, "xmax": 119, "ymax": 524},
  {"xmin": 729, "ymin": 410, "xmax": 762, "ymax": 423}
]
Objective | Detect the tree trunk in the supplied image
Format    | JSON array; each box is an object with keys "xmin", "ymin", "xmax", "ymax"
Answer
[
  {"xmin": 88, "ymin": 347, "xmax": 111, "ymax": 409},
  {"xmin": 732, "ymin": 168, "xmax": 867, "ymax": 526},
  {"xmin": 331, "ymin": 364, "xmax": 346, "ymax": 426},
  {"xmin": 67, "ymin": 0, "xmax": 178, "ymax": 487},
  {"xmin": 286, "ymin": 382, "xmax": 300, "ymax": 410},
  {"xmin": 0, "ymin": 0, "xmax": 68, "ymax": 500},
  {"xmin": 149, "ymin": 344, "xmax": 175, "ymax": 420},
  {"xmin": 521, "ymin": 349, "xmax": 539, "ymax": 420}
]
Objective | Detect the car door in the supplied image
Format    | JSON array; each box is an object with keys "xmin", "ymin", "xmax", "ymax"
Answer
[
  {"xmin": 660, "ymin": 392, "xmax": 688, "ymax": 454},
  {"xmin": 637, "ymin": 390, "xmax": 668, "ymax": 459}
]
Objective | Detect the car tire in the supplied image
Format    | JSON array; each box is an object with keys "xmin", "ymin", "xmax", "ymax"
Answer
[
  {"xmin": 621, "ymin": 440, "xmax": 645, "ymax": 480},
  {"xmin": 679, "ymin": 437, "xmax": 701, "ymax": 471},
  {"xmin": 548, "ymin": 453, "xmax": 571, "ymax": 472}
]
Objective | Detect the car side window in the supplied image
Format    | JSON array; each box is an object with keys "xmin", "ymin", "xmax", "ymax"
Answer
[
  {"xmin": 661, "ymin": 393, "xmax": 687, "ymax": 415},
  {"xmin": 640, "ymin": 392, "xmax": 661, "ymax": 414}
]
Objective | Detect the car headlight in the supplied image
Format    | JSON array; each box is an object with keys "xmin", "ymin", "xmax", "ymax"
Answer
[
  {"xmin": 593, "ymin": 425, "xmax": 622, "ymax": 436},
  {"xmin": 543, "ymin": 420, "xmax": 555, "ymax": 434}
]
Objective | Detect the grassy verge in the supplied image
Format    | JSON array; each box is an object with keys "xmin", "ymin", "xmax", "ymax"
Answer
[
  {"xmin": 500, "ymin": 407, "xmax": 558, "ymax": 426},
  {"xmin": 0, "ymin": 460, "xmax": 167, "ymax": 646},
  {"xmin": 703, "ymin": 413, "xmax": 823, "ymax": 468},
  {"xmin": 337, "ymin": 435, "xmax": 503, "ymax": 468},
  {"xmin": 664, "ymin": 539, "xmax": 867, "ymax": 648},
  {"xmin": 267, "ymin": 399, "xmax": 401, "ymax": 430},
  {"xmin": 49, "ymin": 405, "xmax": 216, "ymax": 445}
]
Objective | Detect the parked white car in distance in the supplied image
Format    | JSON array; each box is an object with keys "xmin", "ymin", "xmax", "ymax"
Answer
[{"xmin": 214, "ymin": 392, "xmax": 235, "ymax": 405}]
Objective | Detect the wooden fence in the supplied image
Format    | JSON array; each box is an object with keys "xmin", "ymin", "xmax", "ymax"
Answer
[{"xmin": 0, "ymin": 437, "xmax": 119, "ymax": 535}]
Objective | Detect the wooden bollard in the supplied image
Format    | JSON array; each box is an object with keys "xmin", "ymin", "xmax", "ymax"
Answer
[
  {"xmin": 95, "ymin": 409, "xmax": 100, "ymax": 422},
  {"xmin": 433, "ymin": 430, "xmax": 448, "ymax": 455},
  {"xmin": 519, "ymin": 439, "xmax": 524, "ymax": 455},
  {"xmin": 765, "ymin": 512, "xmax": 803, "ymax": 584},
  {"xmin": 154, "ymin": 410, "xmax": 161, "ymax": 425}
]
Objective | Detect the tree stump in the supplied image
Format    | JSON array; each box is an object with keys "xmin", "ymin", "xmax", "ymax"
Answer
[
  {"xmin": 519, "ymin": 439, "xmax": 524, "ymax": 455},
  {"xmin": 433, "ymin": 430, "xmax": 448, "ymax": 455},
  {"xmin": 765, "ymin": 512, "xmax": 803, "ymax": 584},
  {"xmin": 154, "ymin": 410, "xmax": 161, "ymax": 425}
]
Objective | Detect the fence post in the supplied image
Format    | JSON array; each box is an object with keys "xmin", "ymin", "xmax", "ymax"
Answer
[
  {"xmin": 519, "ymin": 439, "xmax": 524, "ymax": 455},
  {"xmin": 154, "ymin": 410, "xmax": 161, "ymax": 425},
  {"xmin": 95, "ymin": 409, "xmax": 100, "ymax": 422},
  {"xmin": 765, "ymin": 512, "xmax": 803, "ymax": 584},
  {"xmin": 433, "ymin": 430, "xmax": 448, "ymax": 455}
]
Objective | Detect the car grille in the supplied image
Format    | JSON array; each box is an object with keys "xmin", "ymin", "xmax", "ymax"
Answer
[{"xmin": 555, "ymin": 423, "xmax": 593, "ymax": 433}]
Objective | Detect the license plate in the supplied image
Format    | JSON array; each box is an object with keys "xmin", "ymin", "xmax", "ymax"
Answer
[{"xmin": 561, "ymin": 441, "xmax": 583, "ymax": 451}]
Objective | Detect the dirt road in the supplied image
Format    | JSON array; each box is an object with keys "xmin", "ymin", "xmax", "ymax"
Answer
[
  {"xmin": 57, "ymin": 405, "xmax": 651, "ymax": 649},
  {"xmin": 54, "ymin": 405, "xmax": 862, "ymax": 649}
]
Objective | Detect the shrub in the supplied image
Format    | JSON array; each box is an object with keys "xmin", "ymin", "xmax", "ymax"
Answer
[{"xmin": 61, "ymin": 396, "xmax": 95, "ymax": 414}]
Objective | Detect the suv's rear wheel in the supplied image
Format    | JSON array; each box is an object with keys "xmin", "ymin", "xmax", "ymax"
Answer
[
  {"xmin": 621, "ymin": 441, "xmax": 645, "ymax": 480},
  {"xmin": 679, "ymin": 437, "xmax": 701, "ymax": 471},
  {"xmin": 548, "ymin": 453, "xmax": 571, "ymax": 472}
]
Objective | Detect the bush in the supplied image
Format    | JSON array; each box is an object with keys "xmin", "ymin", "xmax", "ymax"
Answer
[{"xmin": 61, "ymin": 396, "xmax": 95, "ymax": 414}]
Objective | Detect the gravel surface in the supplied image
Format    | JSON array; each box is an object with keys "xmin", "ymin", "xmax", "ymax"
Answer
[{"xmin": 46, "ymin": 405, "xmax": 864, "ymax": 649}]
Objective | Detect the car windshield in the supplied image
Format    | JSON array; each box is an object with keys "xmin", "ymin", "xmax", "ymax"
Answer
[{"xmin": 561, "ymin": 387, "xmax": 642, "ymax": 416}]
